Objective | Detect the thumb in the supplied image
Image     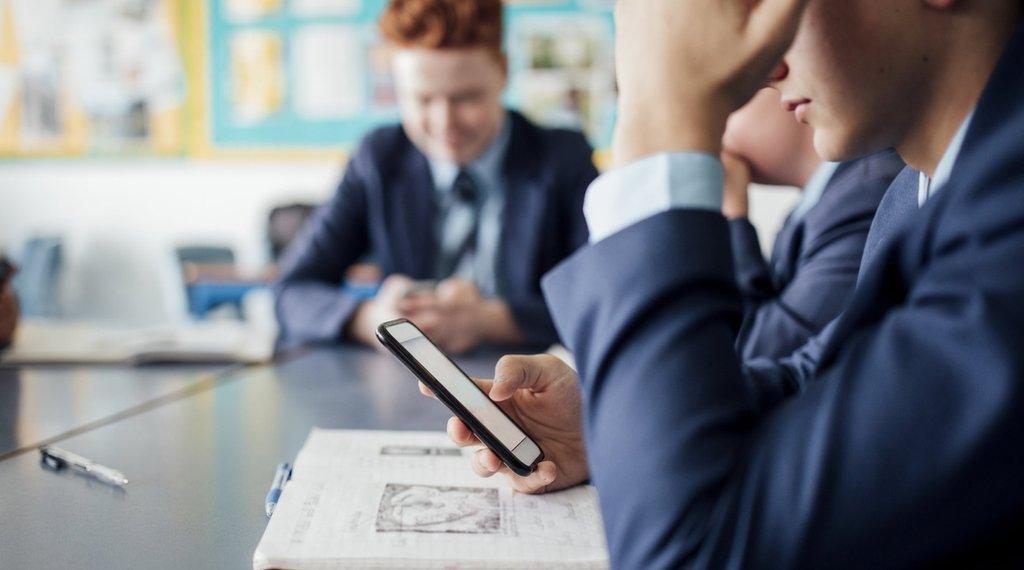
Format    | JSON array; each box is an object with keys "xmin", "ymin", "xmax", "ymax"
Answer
[
  {"xmin": 747, "ymin": 0, "xmax": 809, "ymax": 57},
  {"xmin": 490, "ymin": 354, "xmax": 556, "ymax": 401},
  {"xmin": 379, "ymin": 274, "xmax": 413, "ymax": 298}
]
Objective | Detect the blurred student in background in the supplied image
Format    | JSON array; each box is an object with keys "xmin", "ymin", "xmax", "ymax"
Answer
[
  {"xmin": 274, "ymin": 0, "xmax": 597, "ymax": 353},
  {"xmin": 721, "ymin": 89, "xmax": 902, "ymax": 360}
]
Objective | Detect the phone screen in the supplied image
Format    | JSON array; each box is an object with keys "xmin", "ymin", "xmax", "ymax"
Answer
[{"xmin": 382, "ymin": 320, "xmax": 541, "ymax": 470}]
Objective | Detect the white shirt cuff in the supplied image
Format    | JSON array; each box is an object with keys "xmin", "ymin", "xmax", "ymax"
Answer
[{"xmin": 583, "ymin": 152, "xmax": 724, "ymax": 244}]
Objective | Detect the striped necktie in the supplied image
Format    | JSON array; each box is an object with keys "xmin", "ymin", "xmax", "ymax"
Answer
[{"xmin": 436, "ymin": 169, "xmax": 480, "ymax": 280}]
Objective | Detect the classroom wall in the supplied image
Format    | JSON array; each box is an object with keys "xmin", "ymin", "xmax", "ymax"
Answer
[
  {"xmin": 0, "ymin": 159, "xmax": 341, "ymax": 323},
  {"xmin": 0, "ymin": 161, "xmax": 799, "ymax": 324}
]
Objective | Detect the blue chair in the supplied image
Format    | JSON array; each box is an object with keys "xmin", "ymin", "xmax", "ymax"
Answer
[
  {"xmin": 13, "ymin": 236, "xmax": 63, "ymax": 318},
  {"xmin": 175, "ymin": 245, "xmax": 248, "ymax": 319}
]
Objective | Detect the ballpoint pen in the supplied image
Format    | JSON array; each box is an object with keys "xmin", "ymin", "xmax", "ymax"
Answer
[
  {"xmin": 39, "ymin": 446, "xmax": 129, "ymax": 487},
  {"xmin": 265, "ymin": 462, "xmax": 292, "ymax": 517}
]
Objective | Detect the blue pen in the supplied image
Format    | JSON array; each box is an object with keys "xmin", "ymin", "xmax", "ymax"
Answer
[{"xmin": 265, "ymin": 462, "xmax": 292, "ymax": 517}]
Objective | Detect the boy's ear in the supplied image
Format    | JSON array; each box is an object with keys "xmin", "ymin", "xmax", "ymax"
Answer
[{"xmin": 498, "ymin": 52, "xmax": 509, "ymax": 79}]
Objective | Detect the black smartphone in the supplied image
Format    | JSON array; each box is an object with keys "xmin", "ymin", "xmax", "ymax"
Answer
[{"xmin": 376, "ymin": 318, "xmax": 544, "ymax": 476}]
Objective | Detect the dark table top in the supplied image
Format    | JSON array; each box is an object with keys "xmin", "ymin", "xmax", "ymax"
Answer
[
  {"xmin": 0, "ymin": 345, "xmax": 502, "ymax": 569},
  {"xmin": 0, "ymin": 363, "xmax": 230, "ymax": 461}
]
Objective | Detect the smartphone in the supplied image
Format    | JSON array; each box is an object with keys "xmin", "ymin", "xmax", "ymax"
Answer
[
  {"xmin": 376, "ymin": 318, "xmax": 544, "ymax": 476},
  {"xmin": 402, "ymin": 280, "xmax": 438, "ymax": 298}
]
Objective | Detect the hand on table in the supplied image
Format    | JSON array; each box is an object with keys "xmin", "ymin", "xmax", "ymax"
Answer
[
  {"xmin": 347, "ymin": 274, "xmax": 416, "ymax": 348},
  {"xmin": 398, "ymin": 278, "xmax": 522, "ymax": 355}
]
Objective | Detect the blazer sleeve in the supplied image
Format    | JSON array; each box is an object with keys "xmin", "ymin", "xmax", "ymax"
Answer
[
  {"xmin": 727, "ymin": 216, "xmax": 779, "ymax": 329},
  {"xmin": 729, "ymin": 217, "xmax": 775, "ymax": 299},
  {"xmin": 735, "ymin": 159, "xmax": 898, "ymax": 361},
  {"xmin": 504, "ymin": 135, "xmax": 597, "ymax": 346},
  {"xmin": 541, "ymin": 196, "xmax": 1024, "ymax": 567},
  {"xmin": 735, "ymin": 211, "xmax": 870, "ymax": 360},
  {"xmin": 273, "ymin": 153, "xmax": 371, "ymax": 345}
]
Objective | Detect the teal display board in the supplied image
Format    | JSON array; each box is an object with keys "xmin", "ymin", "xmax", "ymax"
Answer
[{"xmin": 206, "ymin": 0, "xmax": 615, "ymax": 151}]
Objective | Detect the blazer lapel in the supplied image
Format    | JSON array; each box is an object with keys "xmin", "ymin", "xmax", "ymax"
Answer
[
  {"xmin": 497, "ymin": 114, "xmax": 545, "ymax": 296},
  {"xmin": 390, "ymin": 149, "xmax": 438, "ymax": 278}
]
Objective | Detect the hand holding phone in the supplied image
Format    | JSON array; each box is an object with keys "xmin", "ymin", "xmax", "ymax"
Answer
[
  {"xmin": 402, "ymin": 280, "xmax": 438, "ymax": 298},
  {"xmin": 377, "ymin": 318, "xmax": 544, "ymax": 476}
]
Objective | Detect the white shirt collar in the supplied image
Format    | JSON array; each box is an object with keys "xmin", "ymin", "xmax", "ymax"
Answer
[{"xmin": 918, "ymin": 108, "xmax": 975, "ymax": 206}]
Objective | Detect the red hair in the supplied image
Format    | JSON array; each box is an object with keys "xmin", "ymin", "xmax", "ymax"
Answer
[{"xmin": 379, "ymin": 0, "xmax": 504, "ymax": 55}]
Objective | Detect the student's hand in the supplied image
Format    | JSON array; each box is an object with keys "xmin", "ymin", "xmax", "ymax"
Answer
[
  {"xmin": 347, "ymin": 274, "xmax": 415, "ymax": 348},
  {"xmin": 423, "ymin": 354, "xmax": 589, "ymax": 494},
  {"xmin": 0, "ymin": 283, "xmax": 18, "ymax": 347},
  {"xmin": 398, "ymin": 278, "xmax": 522, "ymax": 354},
  {"xmin": 398, "ymin": 278, "xmax": 484, "ymax": 354},
  {"xmin": 613, "ymin": 0, "xmax": 809, "ymax": 166},
  {"xmin": 721, "ymin": 151, "xmax": 752, "ymax": 220}
]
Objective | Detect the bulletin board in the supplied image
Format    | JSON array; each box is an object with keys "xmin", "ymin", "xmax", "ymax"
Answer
[
  {"xmin": 0, "ymin": 0, "xmax": 187, "ymax": 157},
  {"xmin": 0, "ymin": 0, "xmax": 616, "ymax": 158},
  {"xmin": 200, "ymin": 0, "xmax": 616, "ymax": 155}
]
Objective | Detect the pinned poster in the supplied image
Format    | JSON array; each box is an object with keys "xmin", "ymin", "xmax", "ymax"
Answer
[
  {"xmin": 290, "ymin": 0, "xmax": 362, "ymax": 18},
  {"xmin": 507, "ymin": 13, "xmax": 616, "ymax": 145},
  {"xmin": 0, "ymin": 64, "xmax": 17, "ymax": 132},
  {"xmin": 229, "ymin": 30, "xmax": 286, "ymax": 124},
  {"xmin": 292, "ymin": 25, "xmax": 366, "ymax": 120},
  {"xmin": 224, "ymin": 0, "xmax": 283, "ymax": 23}
]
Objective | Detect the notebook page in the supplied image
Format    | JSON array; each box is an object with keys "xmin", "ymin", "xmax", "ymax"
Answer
[{"xmin": 254, "ymin": 429, "xmax": 609, "ymax": 570}]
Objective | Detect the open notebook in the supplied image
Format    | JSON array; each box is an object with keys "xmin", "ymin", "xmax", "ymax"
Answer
[{"xmin": 253, "ymin": 429, "xmax": 609, "ymax": 570}]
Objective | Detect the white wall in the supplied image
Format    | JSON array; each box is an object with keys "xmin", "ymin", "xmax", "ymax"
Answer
[
  {"xmin": 749, "ymin": 183, "xmax": 802, "ymax": 251},
  {"xmin": 0, "ymin": 159, "xmax": 799, "ymax": 324},
  {"xmin": 0, "ymin": 159, "xmax": 341, "ymax": 323}
]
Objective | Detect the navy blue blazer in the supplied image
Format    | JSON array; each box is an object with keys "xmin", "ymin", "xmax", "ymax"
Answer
[
  {"xmin": 542, "ymin": 26, "xmax": 1024, "ymax": 568},
  {"xmin": 730, "ymin": 151, "xmax": 903, "ymax": 361},
  {"xmin": 274, "ymin": 110, "xmax": 596, "ymax": 347},
  {"xmin": 744, "ymin": 163, "xmax": 921, "ymax": 410}
]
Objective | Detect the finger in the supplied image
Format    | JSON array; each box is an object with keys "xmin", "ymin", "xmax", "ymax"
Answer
[
  {"xmin": 490, "ymin": 354, "xmax": 560, "ymax": 401},
  {"xmin": 436, "ymin": 278, "xmax": 474, "ymax": 301},
  {"xmin": 436, "ymin": 277, "xmax": 469, "ymax": 291},
  {"xmin": 498, "ymin": 460, "xmax": 558, "ymax": 494},
  {"xmin": 422, "ymin": 377, "xmax": 495, "ymax": 401},
  {"xmin": 747, "ymin": 0, "xmax": 810, "ymax": 54},
  {"xmin": 720, "ymin": 151, "xmax": 753, "ymax": 179},
  {"xmin": 397, "ymin": 294, "xmax": 438, "ymax": 312},
  {"xmin": 379, "ymin": 274, "xmax": 413, "ymax": 297},
  {"xmin": 471, "ymin": 448, "xmax": 502, "ymax": 478},
  {"xmin": 470, "ymin": 377, "xmax": 494, "ymax": 393},
  {"xmin": 446, "ymin": 416, "xmax": 481, "ymax": 447},
  {"xmin": 409, "ymin": 311, "xmax": 443, "ymax": 335}
]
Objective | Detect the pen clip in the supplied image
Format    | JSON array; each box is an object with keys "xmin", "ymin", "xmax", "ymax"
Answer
[{"xmin": 39, "ymin": 447, "xmax": 67, "ymax": 471}]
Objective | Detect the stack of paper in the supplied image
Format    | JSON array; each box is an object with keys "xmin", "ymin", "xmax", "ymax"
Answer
[
  {"xmin": 0, "ymin": 319, "xmax": 274, "ymax": 365},
  {"xmin": 254, "ymin": 429, "xmax": 609, "ymax": 570}
]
